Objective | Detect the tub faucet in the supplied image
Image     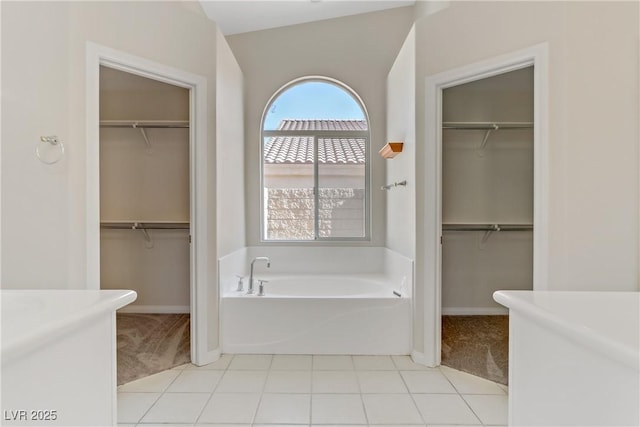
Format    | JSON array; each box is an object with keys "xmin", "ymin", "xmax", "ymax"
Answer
[{"xmin": 248, "ymin": 257, "xmax": 270, "ymax": 294}]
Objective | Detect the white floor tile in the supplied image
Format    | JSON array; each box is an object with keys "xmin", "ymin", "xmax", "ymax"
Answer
[
  {"xmin": 136, "ymin": 424, "xmax": 195, "ymax": 427},
  {"xmin": 313, "ymin": 355, "xmax": 354, "ymax": 370},
  {"xmin": 197, "ymin": 393, "xmax": 260, "ymax": 424},
  {"xmin": 166, "ymin": 369, "xmax": 223, "ymax": 393},
  {"xmin": 216, "ymin": 370, "xmax": 268, "ymax": 392},
  {"xmin": 412, "ymin": 394, "xmax": 481, "ymax": 425},
  {"xmin": 427, "ymin": 425, "xmax": 482, "ymax": 427},
  {"xmin": 117, "ymin": 355, "xmax": 507, "ymax": 427},
  {"xmin": 141, "ymin": 392, "xmax": 210, "ymax": 424},
  {"xmin": 118, "ymin": 369, "xmax": 180, "ymax": 392},
  {"xmin": 362, "ymin": 394, "xmax": 424, "ymax": 424},
  {"xmin": 312, "ymin": 370, "xmax": 359, "ymax": 393},
  {"xmin": 400, "ymin": 370, "xmax": 457, "ymax": 393},
  {"xmin": 352, "ymin": 355, "xmax": 395, "ymax": 370},
  {"xmin": 185, "ymin": 354, "xmax": 233, "ymax": 370},
  {"xmin": 463, "ymin": 394, "xmax": 508, "ymax": 426},
  {"xmin": 440, "ymin": 366, "xmax": 506, "ymax": 395},
  {"xmin": 196, "ymin": 424, "xmax": 250, "ymax": 427},
  {"xmin": 253, "ymin": 425, "xmax": 308, "ymax": 427},
  {"xmin": 254, "ymin": 393, "xmax": 311, "ymax": 424},
  {"xmin": 265, "ymin": 370, "xmax": 312, "ymax": 393},
  {"xmin": 171, "ymin": 363, "xmax": 191, "ymax": 370},
  {"xmin": 311, "ymin": 394, "xmax": 367, "ymax": 424},
  {"xmin": 117, "ymin": 393, "xmax": 160, "ymax": 424},
  {"xmin": 228, "ymin": 354, "xmax": 272, "ymax": 370},
  {"xmin": 391, "ymin": 355, "xmax": 431, "ymax": 370},
  {"xmin": 357, "ymin": 371, "xmax": 408, "ymax": 393},
  {"xmin": 271, "ymin": 354, "xmax": 313, "ymax": 370},
  {"xmin": 369, "ymin": 425, "xmax": 423, "ymax": 427}
]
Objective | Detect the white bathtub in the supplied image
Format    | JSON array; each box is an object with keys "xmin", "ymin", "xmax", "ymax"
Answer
[{"xmin": 220, "ymin": 273, "xmax": 412, "ymax": 354}]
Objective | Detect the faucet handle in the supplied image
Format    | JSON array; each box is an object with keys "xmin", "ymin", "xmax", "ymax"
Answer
[
  {"xmin": 235, "ymin": 275, "xmax": 244, "ymax": 292},
  {"xmin": 257, "ymin": 279, "xmax": 268, "ymax": 297}
]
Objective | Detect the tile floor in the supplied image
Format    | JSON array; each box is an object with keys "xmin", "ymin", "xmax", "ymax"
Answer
[{"xmin": 117, "ymin": 354, "xmax": 508, "ymax": 427}]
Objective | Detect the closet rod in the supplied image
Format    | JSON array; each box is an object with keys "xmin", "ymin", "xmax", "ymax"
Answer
[
  {"xmin": 100, "ymin": 221, "xmax": 190, "ymax": 230},
  {"xmin": 99, "ymin": 120, "xmax": 189, "ymax": 129},
  {"xmin": 442, "ymin": 223, "xmax": 533, "ymax": 232},
  {"xmin": 442, "ymin": 121, "xmax": 533, "ymax": 130}
]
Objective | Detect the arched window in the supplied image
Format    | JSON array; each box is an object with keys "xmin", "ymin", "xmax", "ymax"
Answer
[{"xmin": 261, "ymin": 77, "xmax": 370, "ymax": 241}]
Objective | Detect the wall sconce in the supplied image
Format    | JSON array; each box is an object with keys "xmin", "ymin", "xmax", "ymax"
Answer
[{"xmin": 379, "ymin": 142, "xmax": 403, "ymax": 159}]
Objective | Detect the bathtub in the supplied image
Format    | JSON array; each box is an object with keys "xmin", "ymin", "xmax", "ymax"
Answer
[
  {"xmin": 219, "ymin": 247, "xmax": 413, "ymax": 354},
  {"xmin": 221, "ymin": 275, "xmax": 411, "ymax": 354}
]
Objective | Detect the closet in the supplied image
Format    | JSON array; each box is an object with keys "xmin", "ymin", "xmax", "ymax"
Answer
[
  {"xmin": 98, "ymin": 66, "xmax": 191, "ymax": 384},
  {"xmin": 440, "ymin": 66, "xmax": 534, "ymax": 385}
]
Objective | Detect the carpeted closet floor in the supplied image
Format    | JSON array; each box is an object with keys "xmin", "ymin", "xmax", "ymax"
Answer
[
  {"xmin": 116, "ymin": 313, "xmax": 191, "ymax": 385},
  {"xmin": 441, "ymin": 315, "xmax": 509, "ymax": 385}
]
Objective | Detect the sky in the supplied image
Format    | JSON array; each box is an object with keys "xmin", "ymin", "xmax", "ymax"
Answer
[{"xmin": 263, "ymin": 81, "xmax": 365, "ymax": 130}]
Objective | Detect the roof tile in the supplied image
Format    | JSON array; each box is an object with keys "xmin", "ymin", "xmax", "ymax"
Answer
[{"xmin": 265, "ymin": 120, "xmax": 367, "ymax": 164}]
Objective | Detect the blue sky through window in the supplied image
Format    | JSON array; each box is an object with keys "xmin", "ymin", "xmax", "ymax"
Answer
[{"xmin": 264, "ymin": 81, "xmax": 365, "ymax": 130}]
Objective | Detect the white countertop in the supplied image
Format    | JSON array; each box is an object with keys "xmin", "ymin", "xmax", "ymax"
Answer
[
  {"xmin": 1, "ymin": 289, "xmax": 137, "ymax": 364},
  {"xmin": 494, "ymin": 290, "xmax": 639, "ymax": 370}
]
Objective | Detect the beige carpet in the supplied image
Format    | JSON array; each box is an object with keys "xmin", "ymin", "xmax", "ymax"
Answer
[
  {"xmin": 441, "ymin": 315, "xmax": 509, "ymax": 385},
  {"xmin": 116, "ymin": 313, "xmax": 191, "ymax": 385}
]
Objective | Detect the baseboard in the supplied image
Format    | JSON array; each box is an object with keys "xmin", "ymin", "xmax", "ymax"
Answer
[
  {"xmin": 442, "ymin": 307, "xmax": 508, "ymax": 315},
  {"xmin": 411, "ymin": 350, "xmax": 440, "ymax": 367},
  {"xmin": 117, "ymin": 305, "xmax": 190, "ymax": 314},
  {"xmin": 411, "ymin": 350, "xmax": 426, "ymax": 365},
  {"xmin": 194, "ymin": 348, "xmax": 221, "ymax": 367}
]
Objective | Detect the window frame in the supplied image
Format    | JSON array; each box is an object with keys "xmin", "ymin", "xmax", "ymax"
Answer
[{"xmin": 260, "ymin": 76, "xmax": 371, "ymax": 243}]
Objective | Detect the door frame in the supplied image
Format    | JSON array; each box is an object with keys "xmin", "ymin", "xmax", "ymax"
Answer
[
  {"xmin": 85, "ymin": 42, "xmax": 212, "ymax": 365},
  {"xmin": 423, "ymin": 43, "xmax": 549, "ymax": 366}
]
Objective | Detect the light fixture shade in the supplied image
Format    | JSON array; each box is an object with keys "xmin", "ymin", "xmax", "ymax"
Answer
[{"xmin": 379, "ymin": 142, "xmax": 403, "ymax": 159}]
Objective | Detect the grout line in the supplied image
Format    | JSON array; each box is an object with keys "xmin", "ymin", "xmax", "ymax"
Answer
[
  {"xmin": 354, "ymin": 356, "xmax": 370, "ymax": 426},
  {"xmin": 250, "ymin": 355, "xmax": 272, "ymax": 425},
  {"xmin": 399, "ymin": 365, "xmax": 427, "ymax": 425},
  {"xmin": 192, "ymin": 354, "xmax": 232, "ymax": 424},
  {"xmin": 440, "ymin": 366, "xmax": 485, "ymax": 426}
]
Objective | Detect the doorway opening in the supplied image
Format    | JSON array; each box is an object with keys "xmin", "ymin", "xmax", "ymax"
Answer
[
  {"xmin": 422, "ymin": 43, "xmax": 549, "ymax": 369},
  {"xmin": 99, "ymin": 66, "xmax": 192, "ymax": 384},
  {"xmin": 85, "ymin": 43, "xmax": 213, "ymax": 377},
  {"xmin": 440, "ymin": 67, "xmax": 534, "ymax": 384}
]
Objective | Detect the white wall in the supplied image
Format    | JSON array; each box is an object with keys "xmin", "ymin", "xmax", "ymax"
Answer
[
  {"xmin": 412, "ymin": 0, "xmax": 639, "ymax": 353},
  {"xmin": 386, "ymin": 26, "xmax": 416, "ymax": 259},
  {"xmin": 2, "ymin": 2, "xmax": 72, "ymax": 289},
  {"xmin": 1, "ymin": 1, "xmax": 222, "ymax": 351},
  {"xmin": 226, "ymin": 7, "xmax": 415, "ymax": 247},
  {"xmin": 216, "ymin": 28, "xmax": 246, "ymax": 257}
]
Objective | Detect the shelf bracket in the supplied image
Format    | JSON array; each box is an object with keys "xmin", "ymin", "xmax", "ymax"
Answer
[
  {"xmin": 477, "ymin": 124, "xmax": 499, "ymax": 155},
  {"xmin": 479, "ymin": 224, "xmax": 500, "ymax": 249},
  {"xmin": 132, "ymin": 222, "xmax": 154, "ymax": 249},
  {"xmin": 132, "ymin": 122, "xmax": 151, "ymax": 148}
]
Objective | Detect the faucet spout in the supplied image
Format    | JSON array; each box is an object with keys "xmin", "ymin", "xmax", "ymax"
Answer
[{"xmin": 248, "ymin": 257, "xmax": 270, "ymax": 294}]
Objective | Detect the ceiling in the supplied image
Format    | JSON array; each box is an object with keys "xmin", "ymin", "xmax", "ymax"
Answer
[{"xmin": 199, "ymin": 0, "xmax": 415, "ymax": 35}]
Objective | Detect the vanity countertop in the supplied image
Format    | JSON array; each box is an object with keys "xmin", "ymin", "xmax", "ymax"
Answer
[
  {"xmin": 494, "ymin": 290, "xmax": 639, "ymax": 369},
  {"xmin": 1, "ymin": 289, "xmax": 136, "ymax": 363}
]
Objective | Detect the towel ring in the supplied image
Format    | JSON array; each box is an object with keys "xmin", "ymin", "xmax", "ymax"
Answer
[{"xmin": 36, "ymin": 135, "xmax": 65, "ymax": 165}]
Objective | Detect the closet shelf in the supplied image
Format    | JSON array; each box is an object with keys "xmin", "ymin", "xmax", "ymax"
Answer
[
  {"xmin": 442, "ymin": 122, "xmax": 533, "ymax": 130},
  {"xmin": 443, "ymin": 223, "xmax": 533, "ymax": 232},
  {"xmin": 101, "ymin": 220, "xmax": 190, "ymax": 230},
  {"xmin": 99, "ymin": 120, "xmax": 189, "ymax": 129}
]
